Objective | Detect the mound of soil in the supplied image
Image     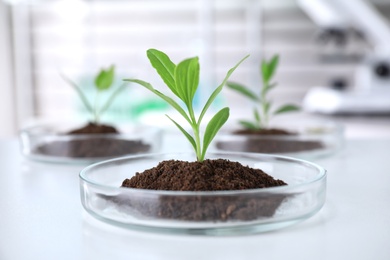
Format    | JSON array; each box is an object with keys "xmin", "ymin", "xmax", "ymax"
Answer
[
  {"xmin": 233, "ymin": 128, "xmax": 293, "ymax": 136},
  {"xmin": 122, "ymin": 159, "xmax": 286, "ymax": 191},
  {"xmin": 34, "ymin": 122, "xmax": 151, "ymax": 158},
  {"xmin": 115, "ymin": 159, "xmax": 287, "ymax": 221},
  {"xmin": 217, "ymin": 128, "xmax": 323, "ymax": 154},
  {"xmin": 67, "ymin": 122, "xmax": 119, "ymax": 134}
]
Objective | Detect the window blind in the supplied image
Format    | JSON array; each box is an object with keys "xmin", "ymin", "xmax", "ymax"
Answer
[{"xmin": 13, "ymin": 0, "xmax": 390, "ymax": 125}]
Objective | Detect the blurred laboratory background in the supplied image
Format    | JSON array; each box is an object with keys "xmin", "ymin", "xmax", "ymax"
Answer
[{"xmin": 1, "ymin": 0, "xmax": 390, "ymax": 138}]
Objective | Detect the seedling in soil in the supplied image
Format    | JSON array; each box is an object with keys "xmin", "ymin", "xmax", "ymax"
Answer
[
  {"xmin": 119, "ymin": 51, "xmax": 289, "ymax": 223},
  {"xmin": 226, "ymin": 55, "xmax": 299, "ymax": 130},
  {"xmin": 124, "ymin": 49, "xmax": 248, "ymax": 161},
  {"xmin": 61, "ymin": 65, "xmax": 126, "ymax": 124}
]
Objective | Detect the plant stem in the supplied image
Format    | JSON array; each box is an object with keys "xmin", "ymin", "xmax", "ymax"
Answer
[
  {"xmin": 253, "ymin": 107, "xmax": 261, "ymax": 129},
  {"xmin": 60, "ymin": 73, "xmax": 94, "ymax": 116},
  {"xmin": 261, "ymin": 82, "xmax": 269, "ymax": 128},
  {"xmin": 187, "ymin": 103, "xmax": 203, "ymax": 161},
  {"xmin": 193, "ymin": 124, "xmax": 202, "ymax": 161},
  {"xmin": 98, "ymin": 83, "xmax": 126, "ymax": 117},
  {"xmin": 94, "ymin": 92, "xmax": 100, "ymax": 124}
]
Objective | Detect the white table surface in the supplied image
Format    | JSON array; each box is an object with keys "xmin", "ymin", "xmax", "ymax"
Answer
[{"xmin": 1, "ymin": 135, "xmax": 390, "ymax": 260}]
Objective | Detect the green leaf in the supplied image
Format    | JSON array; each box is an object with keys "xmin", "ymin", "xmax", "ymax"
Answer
[
  {"xmin": 239, "ymin": 120, "xmax": 258, "ymax": 130},
  {"xmin": 98, "ymin": 82, "xmax": 127, "ymax": 116},
  {"xmin": 226, "ymin": 81, "xmax": 258, "ymax": 101},
  {"xmin": 128, "ymin": 50, "xmax": 247, "ymax": 162},
  {"xmin": 166, "ymin": 115, "xmax": 197, "ymax": 151},
  {"xmin": 273, "ymin": 104, "xmax": 300, "ymax": 115},
  {"xmin": 201, "ymin": 107, "xmax": 229, "ymax": 160},
  {"xmin": 60, "ymin": 73, "xmax": 93, "ymax": 114},
  {"xmin": 261, "ymin": 55, "xmax": 279, "ymax": 83},
  {"xmin": 95, "ymin": 65, "xmax": 115, "ymax": 90},
  {"xmin": 174, "ymin": 57, "xmax": 199, "ymax": 104},
  {"xmin": 264, "ymin": 101, "xmax": 271, "ymax": 115},
  {"xmin": 124, "ymin": 79, "xmax": 192, "ymax": 124},
  {"xmin": 198, "ymin": 54, "xmax": 249, "ymax": 125},
  {"xmin": 253, "ymin": 108, "xmax": 261, "ymax": 124},
  {"xmin": 147, "ymin": 49, "xmax": 179, "ymax": 97}
]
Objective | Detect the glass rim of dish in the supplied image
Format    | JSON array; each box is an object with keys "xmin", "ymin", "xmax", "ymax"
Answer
[
  {"xmin": 79, "ymin": 151, "xmax": 327, "ymax": 196},
  {"xmin": 20, "ymin": 123, "xmax": 162, "ymax": 137},
  {"xmin": 218, "ymin": 121, "xmax": 344, "ymax": 138},
  {"xmin": 19, "ymin": 122, "xmax": 163, "ymax": 164}
]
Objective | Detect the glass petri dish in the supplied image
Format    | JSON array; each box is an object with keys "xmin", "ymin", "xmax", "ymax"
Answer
[
  {"xmin": 213, "ymin": 121, "xmax": 344, "ymax": 159},
  {"xmin": 19, "ymin": 122, "xmax": 162, "ymax": 164},
  {"xmin": 80, "ymin": 152, "xmax": 326, "ymax": 235}
]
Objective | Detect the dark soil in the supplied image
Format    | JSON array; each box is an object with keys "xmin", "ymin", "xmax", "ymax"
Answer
[
  {"xmin": 216, "ymin": 128, "xmax": 324, "ymax": 154},
  {"xmin": 115, "ymin": 159, "xmax": 287, "ymax": 222},
  {"xmin": 67, "ymin": 122, "xmax": 119, "ymax": 134},
  {"xmin": 122, "ymin": 159, "xmax": 286, "ymax": 191},
  {"xmin": 233, "ymin": 128, "xmax": 294, "ymax": 136},
  {"xmin": 34, "ymin": 122, "xmax": 151, "ymax": 159}
]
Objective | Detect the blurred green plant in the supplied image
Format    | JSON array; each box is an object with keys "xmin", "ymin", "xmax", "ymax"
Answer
[
  {"xmin": 227, "ymin": 55, "xmax": 299, "ymax": 130},
  {"xmin": 61, "ymin": 65, "xmax": 126, "ymax": 124}
]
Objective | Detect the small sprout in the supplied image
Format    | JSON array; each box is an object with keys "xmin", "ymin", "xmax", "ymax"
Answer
[
  {"xmin": 227, "ymin": 55, "xmax": 299, "ymax": 130},
  {"xmin": 61, "ymin": 65, "xmax": 126, "ymax": 124},
  {"xmin": 124, "ymin": 49, "xmax": 248, "ymax": 161}
]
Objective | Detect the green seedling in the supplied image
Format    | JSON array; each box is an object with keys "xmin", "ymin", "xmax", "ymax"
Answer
[
  {"xmin": 61, "ymin": 65, "xmax": 126, "ymax": 124},
  {"xmin": 124, "ymin": 49, "xmax": 248, "ymax": 161},
  {"xmin": 227, "ymin": 55, "xmax": 299, "ymax": 130}
]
